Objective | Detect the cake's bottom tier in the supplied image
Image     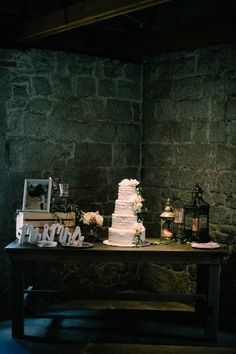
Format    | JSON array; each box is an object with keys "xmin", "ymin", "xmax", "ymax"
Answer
[{"xmin": 108, "ymin": 227, "xmax": 145, "ymax": 245}]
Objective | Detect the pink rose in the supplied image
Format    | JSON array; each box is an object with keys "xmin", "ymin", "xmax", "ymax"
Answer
[{"xmin": 81, "ymin": 211, "xmax": 103, "ymax": 227}]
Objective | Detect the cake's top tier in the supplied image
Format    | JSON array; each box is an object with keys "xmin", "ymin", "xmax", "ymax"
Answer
[{"xmin": 118, "ymin": 179, "xmax": 139, "ymax": 201}]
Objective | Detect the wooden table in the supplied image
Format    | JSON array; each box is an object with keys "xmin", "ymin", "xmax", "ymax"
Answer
[{"xmin": 4, "ymin": 239, "xmax": 227, "ymax": 342}]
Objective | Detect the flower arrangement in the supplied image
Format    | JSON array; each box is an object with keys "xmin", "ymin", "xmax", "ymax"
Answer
[
  {"xmin": 133, "ymin": 222, "xmax": 145, "ymax": 246},
  {"xmin": 134, "ymin": 187, "xmax": 147, "ymax": 222},
  {"xmin": 80, "ymin": 211, "xmax": 104, "ymax": 241}
]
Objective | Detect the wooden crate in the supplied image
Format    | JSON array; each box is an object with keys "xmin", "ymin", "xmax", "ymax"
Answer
[{"xmin": 16, "ymin": 211, "xmax": 76, "ymax": 239}]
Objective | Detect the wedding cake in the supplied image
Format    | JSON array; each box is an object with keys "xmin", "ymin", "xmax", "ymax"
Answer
[{"xmin": 106, "ymin": 179, "xmax": 146, "ymax": 246}]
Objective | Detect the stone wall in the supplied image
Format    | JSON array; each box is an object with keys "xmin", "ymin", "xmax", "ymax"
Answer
[
  {"xmin": 0, "ymin": 48, "xmax": 143, "ymax": 313},
  {"xmin": 0, "ymin": 48, "xmax": 143, "ymax": 247},
  {"xmin": 142, "ymin": 42, "xmax": 236, "ymax": 327},
  {"xmin": 142, "ymin": 43, "xmax": 236, "ymax": 243},
  {"xmin": 0, "ymin": 43, "xmax": 235, "ymax": 327}
]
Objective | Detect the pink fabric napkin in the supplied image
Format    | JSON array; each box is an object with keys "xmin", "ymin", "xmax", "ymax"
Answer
[{"xmin": 191, "ymin": 242, "xmax": 220, "ymax": 249}]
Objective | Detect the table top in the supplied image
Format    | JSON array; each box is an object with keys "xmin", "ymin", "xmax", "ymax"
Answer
[{"xmin": 4, "ymin": 239, "xmax": 227, "ymax": 264}]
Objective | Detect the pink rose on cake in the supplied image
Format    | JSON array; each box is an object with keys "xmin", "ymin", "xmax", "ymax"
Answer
[
  {"xmin": 133, "ymin": 194, "xmax": 144, "ymax": 213},
  {"xmin": 133, "ymin": 222, "xmax": 145, "ymax": 246},
  {"xmin": 119, "ymin": 179, "xmax": 140, "ymax": 187},
  {"xmin": 81, "ymin": 211, "xmax": 103, "ymax": 227},
  {"xmin": 134, "ymin": 222, "xmax": 145, "ymax": 235}
]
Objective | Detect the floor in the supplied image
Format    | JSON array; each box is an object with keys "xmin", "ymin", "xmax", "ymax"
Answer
[{"xmin": 0, "ymin": 306, "xmax": 236, "ymax": 354}]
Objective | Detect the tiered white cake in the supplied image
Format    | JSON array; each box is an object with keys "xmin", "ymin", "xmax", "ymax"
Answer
[{"xmin": 107, "ymin": 179, "xmax": 146, "ymax": 246}]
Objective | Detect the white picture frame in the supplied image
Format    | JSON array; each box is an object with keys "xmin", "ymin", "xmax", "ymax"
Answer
[{"xmin": 22, "ymin": 178, "xmax": 52, "ymax": 212}]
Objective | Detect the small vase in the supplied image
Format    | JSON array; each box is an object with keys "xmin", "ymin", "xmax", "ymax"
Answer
[{"xmin": 87, "ymin": 228, "xmax": 99, "ymax": 243}]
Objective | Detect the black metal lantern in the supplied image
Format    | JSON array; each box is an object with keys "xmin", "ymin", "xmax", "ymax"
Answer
[{"xmin": 184, "ymin": 184, "xmax": 210, "ymax": 242}]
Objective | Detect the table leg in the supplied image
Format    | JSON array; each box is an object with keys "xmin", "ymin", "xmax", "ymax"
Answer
[
  {"xmin": 196, "ymin": 264, "xmax": 208, "ymax": 321},
  {"xmin": 205, "ymin": 263, "xmax": 221, "ymax": 342},
  {"xmin": 11, "ymin": 260, "xmax": 25, "ymax": 338}
]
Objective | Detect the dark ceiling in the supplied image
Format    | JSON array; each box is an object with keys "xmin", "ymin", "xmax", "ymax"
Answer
[{"xmin": 1, "ymin": 0, "xmax": 236, "ymax": 61}]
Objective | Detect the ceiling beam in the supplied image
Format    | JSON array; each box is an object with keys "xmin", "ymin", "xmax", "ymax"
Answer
[
  {"xmin": 14, "ymin": 0, "xmax": 170, "ymax": 42},
  {"xmin": 114, "ymin": 21, "xmax": 236, "ymax": 58}
]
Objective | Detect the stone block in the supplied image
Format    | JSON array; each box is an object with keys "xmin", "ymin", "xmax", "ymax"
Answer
[
  {"xmin": 67, "ymin": 59, "xmax": 94, "ymax": 76},
  {"xmin": 16, "ymin": 52, "xmax": 33, "ymax": 73},
  {"xmin": 76, "ymin": 76, "xmax": 96, "ymax": 97},
  {"xmin": 178, "ymin": 99, "xmax": 209, "ymax": 120},
  {"xmin": 173, "ymin": 57, "xmax": 196, "ymax": 78},
  {"xmin": 22, "ymin": 141, "xmax": 73, "ymax": 171},
  {"xmin": 77, "ymin": 186, "xmax": 111, "ymax": 203},
  {"xmin": 106, "ymin": 99, "xmax": 132, "ymax": 122},
  {"xmin": 75, "ymin": 143, "xmax": 112, "ymax": 167},
  {"xmin": 63, "ymin": 97, "xmax": 84, "ymax": 121},
  {"xmin": 156, "ymin": 57, "xmax": 195, "ymax": 80},
  {"xmin": 123, "ymin": 63, "xmax": 142, "ymax": 82},
  {"xmin": 143, "ymin": 187, "xmax": 162, "ymax": 212},
  {"xmin": 51, "ymin": 75, "xmax": 73, "ymax": 97},
  {"xmin": 210, "ymin": 206, "xmax": 232, "ymax": 224},
  {"xmin": 117, "ymin": 80, "xmax": 141, "ymax": 101},
  {"xmin": 229, "ymin": 121, "xmax": 236, "ymax": 145},
  {"xmin": 117, "ymin": 124, "xmax": 141, "ymax": 143},
  {"xmin": 126, "ymin": 144, "xmax": 141, "ymax": 166},
  {"xmin": 154, "ymin": 99, "xmax": 178, "ymax": 121},
  {"xmin": 64, "ymin": 122, "xmax": 116, "ymax": 143},
  {"xmin": 139, "ymin": 263, "xmax": 191, "ymax": 294},
  {"xmin": 7, "ymin": 110, "xmax": 24, "ymax": 133},
  {"xmin": 209, "ymin": 121, "xmax": 227, "ymax": 143},
  {"xmin": 28, "ymin": 97, "xmax": 52, "ymax": 114},
  {"xmin": 32, "ymin": 76, "xmax": 52, "ymax": 96},
  {"xmin": 54, "ymin": 51, "xmax": 69, "ymax": 75},
  {"xmin": 171, "ymin": 77, "xmax": 203, "ymax": 100},
  {"xmin": 51, "ymin": 96, "xmax": 85, "ymax": 121},
  {"xmin": 179, "ymin": 144, "xmax": 215, "ymax": 170},
  {"xmin": 144, "ymin": 120, "xmax": 192, "ymax": 144},
  {"xmin": 142, "ymin": 101, "xmax": 155, "ymax": 128},
  {"xmin": 191, "ymin": 121, "xmax": 208, "ymax": 143},
  {"xmin": 29, "ymin": 49, "xmax": 55, "ymax": 74},
  {"xmin": 0, "ymin": 68, "xmax": 11, "ymax": 98},
  {"xmin": 6, "ymin": 97, "xmax": 28, "ymax": 111},
  {"xmin": 132, "ymin": 102, "xmax": 142, "ymax": 122},
  {"xmin": 225, "ymin": 194, "xmax": 236, "ymax": 209},
  {"xmin": 81, "ymin": 98, "xmax": 106, "ymax": 121},
  {"xmin": 16, "ymin": 49, "xmax": 55, "ymax": 74},
  {"xmin": 196, "ymin": 55, "xmax": 218, "ymax": 75},
  {"xmin": 211, "ymin": 98, "xmax": 227, "ymax": 121},
  {"xmin": 98, "ymin": 79, "xmax": 116, "ymax": 97},
  {"xmin": 142, "ymin": 143, "xmax": 175, "ymax": 167},
  {"xmin": 112, "ymin": 144, "xmax": 126, "ymax": 167},
  {"xmin": 143, "ymin": 121, "xmax": 161, "ymax": 142},
  {"xmin": 216, "ymin": 145, "xmax": 236, "ymax": 169},
  {"xmin": 5, "ymin": 137, "xmax": 24, "ymax": 171},
  {"xmin": 103, "ymin": 61, "xmax": 123, "ymax": 79},
  {"xmin": 209, "ymin": 171, "xmax": 236, "ymax": 195},
  {"xmin": 143, "ymin": 63, "xmax": 159, "ymax": 82},
  {"xmin": 75, "ymin": 168, "xmax": 108, "ymax": 187},
  {"xmin": 23, "ymin": 113, "xmax": 48, "ymax": 137},
  {"xmin": 226, "ymin": 75, "xmax": 236, "ymax": 97},
  {"xmin": 226, "ymin": 98, "xmax": 236, "ymax": 121},
  {"xmin": 156, "ymin": 60, "xmax": 175, "ymax": 79},
  {"xmin": 204, "ymin": 76, "xmax": 225, "ymax": 97},
  {"xmin": 226, "ymin": 46, "xmax": 236, "ymax": 72},
  {"xmin": 142, "ymin": 167, "xmax": 170, "ymax": 188},
  {"xmin": 12, "ymin": 84, "xmax": 30, "ymax": 97},
  {"xmin": 143, "ymin": 79, "xmax": 172, "ymax": 99}
]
